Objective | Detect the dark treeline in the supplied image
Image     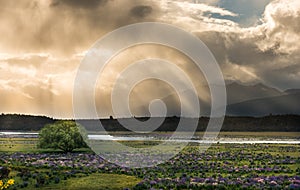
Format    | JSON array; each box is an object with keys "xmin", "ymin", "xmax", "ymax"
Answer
[
  {"xmin": 0, "ymin": 114, "xmax": 299, "ymax": 132},
  {"xmin": 0, "ymin": 114, "xmax": 57, "ymax": 131}
]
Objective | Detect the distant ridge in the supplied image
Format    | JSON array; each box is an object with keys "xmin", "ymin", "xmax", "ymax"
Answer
[
  {"xmin": 227, "ymin": 93, "xmax": 300, "ymax": 116},
  {"xmin": 161, "ymin": 82, "xmax": 297, "ymax": 116},
  {"xmin": 0, "ymin": 114, "xmax": 299, "ymax": 132},
  {"xmin": 285, "ymin": 89, "xmax": 300, "ymax": 94},
  {"xmin": 226, "ymin": 82, "xmax": 283, "ymax": 104}
]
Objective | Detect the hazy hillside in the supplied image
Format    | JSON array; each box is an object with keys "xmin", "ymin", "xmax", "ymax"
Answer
[
  {"xmin": 227, "ymin": 93, "xmax": 300, "ymax": 116},
  {"xmin": 226, "ymin": 82, "xmax": 283, "ymax": 104},
  {"xmin": 161, "ymin": 82, "xmax": 289, "ymax": 116},
  {"xmin": 285, "ymin": 89, "xmax": 300, "ymax": 94}
]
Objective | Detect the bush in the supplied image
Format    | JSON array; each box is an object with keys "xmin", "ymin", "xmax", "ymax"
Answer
[{"xmin": 38, "ymin": 121, "xmax": 88, "ymax": 152}]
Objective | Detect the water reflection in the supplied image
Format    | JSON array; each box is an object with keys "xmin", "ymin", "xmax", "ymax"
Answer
[{"xmin": 0, "ymin": 131, "xmax": 299, "ymax": 144}]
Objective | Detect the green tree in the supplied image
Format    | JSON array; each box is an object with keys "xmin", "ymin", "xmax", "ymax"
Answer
[{"xmin": 38, "ymin": 121, "xmax": 88, "ymax": 152}]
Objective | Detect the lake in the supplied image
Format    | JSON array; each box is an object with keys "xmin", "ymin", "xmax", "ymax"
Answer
[{"xmin": 1, "ymin": 131, "xmax": 299, "ymax": 144}]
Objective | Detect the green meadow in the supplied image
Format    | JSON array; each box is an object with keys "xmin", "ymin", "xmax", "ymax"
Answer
[{"xmin": 0, "ymin": 133, "xmax": 299, "ymax": 189}]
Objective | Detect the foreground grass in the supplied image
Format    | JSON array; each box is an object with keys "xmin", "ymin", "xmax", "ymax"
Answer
[
  {"xmin": 12, "ymin": 173, "xmax": 141, "ymax": 190},
  {"xmin": 0, "ymin": 138, "xmax": 93, "ymax": 153},
  {"xmin": 57, "ymin": 173, "xmax": 140, "ymax": 190},
  {"xmin": 0, "ymin": 138, "xmax": 37, "ymax": 152}
]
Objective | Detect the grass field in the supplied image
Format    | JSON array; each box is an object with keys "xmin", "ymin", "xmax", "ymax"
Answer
[
  {"xmin": 11, "ymin": 173, "xmax": 140, "ymax": 190},
  {"xmin": 0, "ymin": 133, "xmax": 299, "ymax": 189}
]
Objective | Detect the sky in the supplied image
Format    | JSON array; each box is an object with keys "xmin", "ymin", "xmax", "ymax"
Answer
[{"xmin": 0, "ymin": 0, "xmax": 299, "ymax": 118}]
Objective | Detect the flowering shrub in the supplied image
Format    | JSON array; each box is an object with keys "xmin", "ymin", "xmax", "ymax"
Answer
[{"xmin": 0, "ymin": 179, "xmax": 14, "ymax": 189}]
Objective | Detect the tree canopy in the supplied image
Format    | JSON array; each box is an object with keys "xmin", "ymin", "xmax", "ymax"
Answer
[{"xmin": 38, "ymin": 121, "xmax": 88, "ymax": 152}]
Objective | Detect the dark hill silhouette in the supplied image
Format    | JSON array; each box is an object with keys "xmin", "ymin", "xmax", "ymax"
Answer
[
  {"xmin": 227, "ymin": 93, "xmax": 300, "ymax": 116},
  {"xmin": 285, "ymin": 89, "xmax": 300, "ymax": 95},
  {"xmin": 0, "ymin": 114, "xmax": 299, "ymax": 132},
  {"xmin": 0, "ymin": 114, "xmax": 56, "ymax": 131},
  {"xmin": 161, "ymin": 82, "xmax": 287, "ymax": 116},
  {"xmin": 226, "ymin": 82, "xmax": 283, "ymax": 104}
]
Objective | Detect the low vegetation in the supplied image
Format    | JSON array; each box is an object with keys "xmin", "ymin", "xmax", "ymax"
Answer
[
  {"xmin": 0, "ymin": 140, "xmax": 299, "ymax": 189},
  {"xmin": 38, "ymin": 121, "xmax": 88, "ymax": 153}
]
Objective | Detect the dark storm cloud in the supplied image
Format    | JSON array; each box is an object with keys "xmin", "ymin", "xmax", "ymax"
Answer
[
  {"xmin": 0, "ymin": 0, "xmax": 158, "ymax": 55},
  {"xmin": 195, "ymin": 27, "xmax": 299, "ymax": 89},
  {"xmin": 196, "ymin": 31, "xmax": 227, "ymax": 65},
  {"xmin": 226, "ymin": 35, "xmax": 277, "ymax": 66},
  {"xmin": 130, "ymin": 5, "xmax": 153, "ymax": 18},
  {"xmin": 50, "ymin": 0, "xmax": 109, "ymax": 9},
  {"xmin": 197, "ymin": 31, "xmax": 277, "ymax": 66}
]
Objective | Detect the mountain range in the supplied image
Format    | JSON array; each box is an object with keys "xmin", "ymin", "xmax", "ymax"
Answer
[
  {"xmin": 225, "ymin": 82, "xmax": 300, "ymax": 116},
  {"xmin": 226, "ymin": 82, "xmax": 283, "ymax": 104},
  {"xmin": 162, "ymin": 82, "xmax": 300, "ymax": 116}
]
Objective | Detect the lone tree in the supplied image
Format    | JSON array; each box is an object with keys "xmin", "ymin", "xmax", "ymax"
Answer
[{"xmin": 38, "ymin": 121, "xmax": 88, "ymax": 152}]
